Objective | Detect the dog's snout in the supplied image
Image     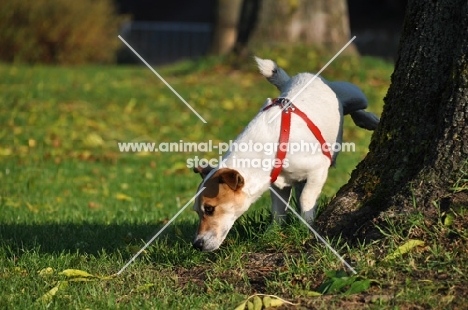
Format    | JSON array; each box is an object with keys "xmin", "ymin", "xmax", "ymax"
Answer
[{"xmin": 193, "ymin": 239, "xmax": 204, "ymax": 251}]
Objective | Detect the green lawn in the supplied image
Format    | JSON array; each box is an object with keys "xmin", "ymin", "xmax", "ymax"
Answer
[{"xmin": 1, "ymin": 47, "xmax": 467, "ymax": 309}]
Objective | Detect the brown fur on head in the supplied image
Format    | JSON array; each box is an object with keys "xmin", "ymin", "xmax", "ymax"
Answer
[
  {"xmin": 193, "ymin": 168, "xmax": 247, "ymax": 251},
  {"xmin": 200, "ymin": 168, "xmax": 244, "ymax": 197}
]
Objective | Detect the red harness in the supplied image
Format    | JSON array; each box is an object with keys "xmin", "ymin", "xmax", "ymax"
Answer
[{"xmin": 262, "ymin": 98, "xmax": 332, "ymax": 183}]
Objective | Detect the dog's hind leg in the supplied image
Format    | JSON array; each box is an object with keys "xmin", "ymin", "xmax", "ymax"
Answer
[
  {"xmin": 293, "ymin": 181, "xmax": 306, "ymax": 211},
  {"xmin": 270, "ymin": 184, "xmax": 292, "ymax": 223},
  {"xmin": 299, "ymin": 166, "xmax": 329, "ymax": 223},
  {"xmin": 327, "ymin": 81, "xmax": 380, "ymax": 130}
]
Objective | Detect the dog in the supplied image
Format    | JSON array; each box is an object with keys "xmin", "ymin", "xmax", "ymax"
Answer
[{"xmin": 191, "ymin": 57, "xmax": 379, "ymax": 251}]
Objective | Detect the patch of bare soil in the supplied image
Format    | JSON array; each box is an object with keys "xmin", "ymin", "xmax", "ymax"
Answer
[{"xmin": 171, "ymin": 207, "xmax": 468, "ymax": 309}]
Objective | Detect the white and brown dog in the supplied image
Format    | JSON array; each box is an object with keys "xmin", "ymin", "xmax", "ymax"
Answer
[{"xmin": 192, "ymin": 57, "xmax": 379, "ymax": 251}]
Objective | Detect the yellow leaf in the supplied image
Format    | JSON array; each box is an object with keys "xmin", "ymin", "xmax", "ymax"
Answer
[
  {"xmin": 67, "ymin": 277, "xmax": 95, "ymax": 282},
  {"xmin": 233, "ymin": 301, "xmax": 247, "ymax": 310},
  {"xmin": 59, "ymin": 269, "xmax": 95, "ymax": 278},
  {"xmin": 38, "ymin": 267, "xmax": 54, "ymax": 276},
  {"xmin": 247, "ymin": 300, "xmax": 254, "ymax": 310},
  {"xmin": 444, "ymin": 213, "xmax": 454, "ymax": 227},
  {"xmin": 222, "ymin": 99, "xmax": 235, "ymax": 110},
  {"xmin": 263, "ymin": 295, "xmax": 272, "ymax": 307},
  {"xmin": 384, "ymin": 239, "xmax": 425, "ymax": 261},
  {"xmin": 136, "ymin": 151, "xmax": 150, "ymax": 157},
  {"xmin": 115, "ymin": 193, "xmax": 132, "ymax": 201},
  {"xmin": 83, "ymin": 133, "xmax": 104, "ymax": 147},
  {"xmin": 0, "ymin": 147, "xmax": 12, "ymax": 155},
  {"xmin": 305, "ymin": 291, "xmax": 322, "ymax": 297},
  {"xmin": 269, "ymin": 298, "xmax": 285, "ymax": 307},
  {"xmin": 253, "ymin": 296, "xmax": 262, "ymax": 310},
  {"xmin": 36, "ymin": 281, "xmax": 68, "ymax": 304}
]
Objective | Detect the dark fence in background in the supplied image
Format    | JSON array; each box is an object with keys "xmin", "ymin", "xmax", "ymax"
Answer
[{"xmin": 119, "ymin": 21, "xmax": 213, "ymax": 65}]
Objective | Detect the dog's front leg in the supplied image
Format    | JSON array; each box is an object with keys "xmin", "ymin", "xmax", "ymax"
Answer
[
  {"xmin": 300, "ymin": 167, "xmax": 329, "ymax": 223},
  {"xmin": 270, "ymin": 184, "xmax": 291, "ymax": 223}
]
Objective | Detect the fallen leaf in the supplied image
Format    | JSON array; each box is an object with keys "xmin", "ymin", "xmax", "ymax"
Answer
[
  {"xmin": 253, "ymin": 296, "xmax": 262, "ymax": 310},
  {"xmin": 83, "ymin": 133, "xmax": 104, "ymax": 147},
  {"xmin": 67, "ymin": 277, "xmax": 95, "ymax": 282},
  {"xmin": 444, "ymin": 213, "xmax": 454, "ymax": 227},
  {"xmin": 38, "ymin": 267, "xmax": 54, "ymax": 276},
  {"xmin": 305, "ymin": 291, "xmax": 322, "ymax": 297},
  {"xmin": 234, "ymin": 301, "xmax": 247, "ymax": 310},
  {"xmin": 59, "ymin": 269, "xmax": 95, "ymax": 278},
  {"xmin": 36, "ymin": 281, "xmax": 68, "ymax": 304},
  {"xmin": 115, "ymin": 193, "xmax": 132, "ymax": 201},
  {"xmin": 269, "ymin": 298, "xmax": 285, "ymax": 307},
  {"xmin": 263, "ymin": 296, "xmax": 272, "ymax": 307},
  {"xmin": 384, "ymin": 239, "xmax": 425, "ymax": 261}
]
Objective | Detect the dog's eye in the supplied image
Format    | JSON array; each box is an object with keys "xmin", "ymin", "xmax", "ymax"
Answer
[{"xmin": 204, "ymin": 205, "xmax": 215, "ymax": 216}]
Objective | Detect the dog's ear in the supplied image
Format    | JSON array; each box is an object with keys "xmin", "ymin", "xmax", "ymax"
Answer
[
  {"xmin": 218, "ymin": 169, "xmax": 244, "ymax": 191},
  {"xmin": 193, "ymin": 165, "xmax": 215, "ymax": 179}
]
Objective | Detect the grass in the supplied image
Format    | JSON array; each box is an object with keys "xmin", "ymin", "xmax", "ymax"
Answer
[{"xmin": 1, "ymin": 45, "xmax": 467, "ymax": 309}]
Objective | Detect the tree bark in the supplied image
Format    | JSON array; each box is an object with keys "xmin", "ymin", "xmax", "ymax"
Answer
[
  {"xmin": 316, "ymin": 0, "xmax": 468, "ymax": 240},
  {"xmin": 210, "ymin": 0, "xmax": 243, "ymax": 55},
  {"xmin": 249, "ymin": 0, "xmax": 356, "ymax": 52}
]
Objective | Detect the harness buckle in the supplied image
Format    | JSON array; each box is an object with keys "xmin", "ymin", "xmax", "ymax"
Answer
[{"xmin": 273, "ymin": 97, "xmax": 295, "ymax": 113}]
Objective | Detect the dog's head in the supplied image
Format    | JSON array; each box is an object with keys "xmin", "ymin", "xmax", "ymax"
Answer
[{"xmin": 192, "ymin": 165, "xmax": 248, "ymax": 251}]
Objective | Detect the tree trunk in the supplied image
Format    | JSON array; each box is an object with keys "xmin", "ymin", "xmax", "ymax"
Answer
[
  {"xmin": 316, "ymin": 0, "xmax": 468, "ymax": 240},
  {"xmin": 210, "ymin": 0, "xmax": 243, "ymax": 55},
  {"xmin": 233, "ymin": 0, "xmax": 262, "ymax": 57},
  {"xmin": 249, "ymin": 0, "xmax": 356, "ymax": 52}
]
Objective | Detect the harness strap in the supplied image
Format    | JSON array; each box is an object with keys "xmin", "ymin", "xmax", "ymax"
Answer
[
  {"xmin": 270, "ymin": 108, "xmax": 291, "ymax": 183},
  {"xmin": 263, "ymin": 98, "xmax": 332, "ymax": 183},
  {"xmin": 292, "ymin": 107, "xmax": 332, "ymax": 162}
]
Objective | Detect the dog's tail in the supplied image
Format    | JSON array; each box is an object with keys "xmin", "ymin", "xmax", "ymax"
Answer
[{"xmin": 254, "ymin": 57, "xmax": 290, "ymax": 92}]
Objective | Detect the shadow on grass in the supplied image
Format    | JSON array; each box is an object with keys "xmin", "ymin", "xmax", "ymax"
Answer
[
  {"xmin": 0, "ymin": 208, "xmax": 272, "ymax": 259},
  {"xmin": 0, "ymin": 221, "xmax": 198, "ymax": 256}
]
